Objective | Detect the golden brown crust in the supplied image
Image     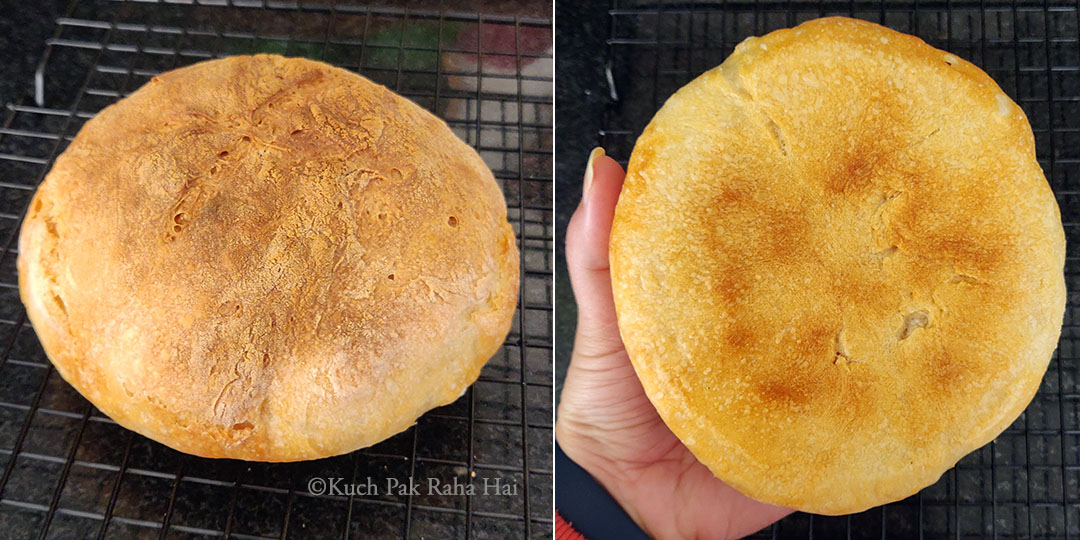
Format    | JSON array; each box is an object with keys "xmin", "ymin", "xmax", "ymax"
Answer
[
  {"xmin": 610, "ymin": 17, "xmax": 1065, "ymax": 515},
  {"xmin": 18, "ymin": 55, "xmax": 519, "ymax": 461}
]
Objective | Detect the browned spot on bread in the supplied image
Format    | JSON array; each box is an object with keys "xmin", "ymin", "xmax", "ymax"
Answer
[
  {"xmin": 723, "ymin": 320, "xmax": 759, "ymax": 351},
  {"xmin": 760, "ymin": 207, "xmax": 811, "ymax": 264},
  {"xmin": 715, "ymin": 184, "xmax": 750, "ymax": 208},
  {"xmin": 756, "ymin": 378, "xmax": 810, "ymax": 407},
  {"xmin": 799, "ymin": 323, "xmax": 838, "ymax": 362},
  {"xmin": 928, "ymin": 233, "xmax": 1007, "ymax": 275},
  {"xmin": 892, "ymin": 195, "xmax": 1012, "ymax": 276},
  {"xmin": 926, "ymin": 349, "xmax": 970, "ymax": 394},
  {"xmin": 826, "ymin": 149, "xmax": 876, "ymax": 198},
  {"xmin": 710, "ymin": 266, "xmax": 749, "ymax": 305},
  {"xmin": 705, "ymin": 184, "xmax": 812, "ymax": 269}
]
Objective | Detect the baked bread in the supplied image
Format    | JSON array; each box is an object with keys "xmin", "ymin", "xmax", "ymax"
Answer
[
  {"xmin": 610, "ymin": 17, "xmax": 1065, "ymax": 515},
  {"xmin": 18, "ymin": 55, "xmax": 519, "ymax": 461}
]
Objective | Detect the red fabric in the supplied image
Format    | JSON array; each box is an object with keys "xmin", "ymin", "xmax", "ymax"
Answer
[
  {"xmin": 453, "ymin": 23, "xmax": 550, "ymax": 69},
  {"xmin": 555, "ymin": 510, "xmax": 588, "ymax": 540}
]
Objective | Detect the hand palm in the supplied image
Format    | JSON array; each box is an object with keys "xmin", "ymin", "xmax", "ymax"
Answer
[
  {"xmin": 559, "ymin": 339, "xmax": 789, "ymax": 540},
  {"xmin": 556, "ymin": 151, "xmax": 790, "ymax": 539}
]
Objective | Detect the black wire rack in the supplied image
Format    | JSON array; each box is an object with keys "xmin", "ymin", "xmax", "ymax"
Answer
[
  {"xmin": 0, "ymin": 0, "xmax": 553, "ymax": 538},
  {"xmin": 602, "ymin": 1, "xmax": 1078, "ymax": 539}
]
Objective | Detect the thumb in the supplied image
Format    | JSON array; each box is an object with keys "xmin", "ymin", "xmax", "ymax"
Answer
[{"xmin": 565, "ymin": 147, "xmax": 627, "ymax": 358}]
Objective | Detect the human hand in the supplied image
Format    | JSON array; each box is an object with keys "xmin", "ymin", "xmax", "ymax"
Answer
[{"xmin": 555, "ymin": 148, "xmax": 793, "ymax": 540}]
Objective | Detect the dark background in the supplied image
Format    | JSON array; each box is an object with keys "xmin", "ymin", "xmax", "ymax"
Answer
[
  {"xmin": 0, "ymin": 0, "xmax": 68, "ymax": 108},
  {"xmin": 553, "ymin": 1, "xmax": 609, "ymax": 408}
]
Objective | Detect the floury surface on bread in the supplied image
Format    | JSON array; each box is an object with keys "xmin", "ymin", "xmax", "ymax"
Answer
[
  {"xmin": 18, "ymin": 55, "xmax": 519, "ymax": 461},
  {"xmin": 610, "ymin": 18, "xmax": 1065, "ymax": 515}
]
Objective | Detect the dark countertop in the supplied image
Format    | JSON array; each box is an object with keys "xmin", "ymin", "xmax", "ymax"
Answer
[
  {"xmin": 553, "ymin": 0, "xmax": 610, "ymax": 411},
  {"xmin": 0, "ymin": 0, "xmax": 67, "ymax": 108}
]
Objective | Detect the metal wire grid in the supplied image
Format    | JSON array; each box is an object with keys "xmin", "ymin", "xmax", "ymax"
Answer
[
  {"xmin": 0, "ymin": 0, "xmax": 553, "ymax": 538},
  {"xmin": 601, "ymin": 1, "xmax": 1079, "ymax": 538}
]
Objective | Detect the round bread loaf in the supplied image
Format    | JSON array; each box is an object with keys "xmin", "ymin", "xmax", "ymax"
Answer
[
  {"xmin": 18, "ymin": 55, "xmax": 519, "ymax": 461},
  {"xmin": 610, "ymin": 18, "xmax": 1065, "ymax": 514}
]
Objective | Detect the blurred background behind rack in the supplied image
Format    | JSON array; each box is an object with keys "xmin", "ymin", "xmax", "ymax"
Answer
[
  {"xmin": 0, "ymin": 0, "xmax": 553, "ymax": 538},
  {"xmin": 555, "ymin": 1, "xmax": 1079, "ymax": 539}
]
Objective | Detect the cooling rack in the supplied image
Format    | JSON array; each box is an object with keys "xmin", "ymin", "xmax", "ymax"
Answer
[
  {"xmin": 600, "ymin": 1, "xmax": 1078, "ymax": 538},
  {"xmin": 0, "ymin": 0, "xmax": 553, "ymax": 538}
]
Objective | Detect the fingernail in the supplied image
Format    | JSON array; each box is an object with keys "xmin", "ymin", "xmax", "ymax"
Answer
[{"xmin": 583, "ymin": 147, "xmax": 605, "ymax": 202}]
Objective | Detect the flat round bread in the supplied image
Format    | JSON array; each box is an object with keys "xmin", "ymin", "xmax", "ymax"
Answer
[
  {"xmin": 18, "ymin": 55, "xmax": 519, "ymax": 461},
  {"xmin": 610, "ymin": 17, "xmax": 1065, "ymax": 514}
]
